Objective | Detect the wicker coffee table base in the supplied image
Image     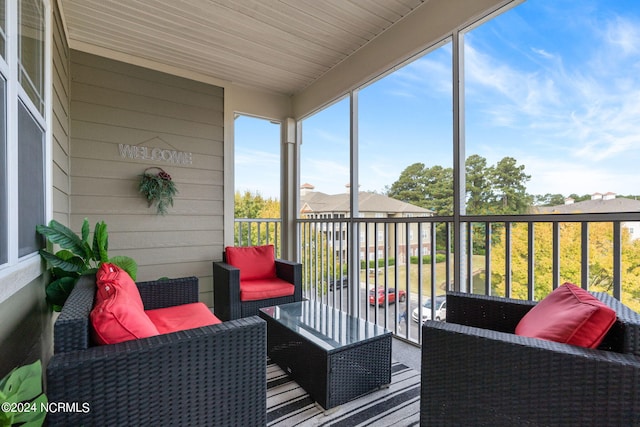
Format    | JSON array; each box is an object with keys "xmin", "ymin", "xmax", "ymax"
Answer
[{"xmin": 260, "ymin": 304, "xmax": 392, "ymax": 410}]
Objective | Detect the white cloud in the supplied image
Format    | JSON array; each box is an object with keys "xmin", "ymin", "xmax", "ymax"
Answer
[
  {"xmin": 523, "ymin": 154, "xmax": 639, "ymax": 196},
  {"xmin": 385, "ymin": 48, "xmax": 452, "ymax": 97},
  {"xmin": 531, "ymin": 47, "xmax": 554, "ymax": 59},
  {"xmin": 461, "ymin": 10, "xmax": 640, "ymax": 196},
  {"xmin": 467, "ymin": 22, "xmax": 640, "ymax": 163},
  {"xmin": 604, "ymin": 16, "xmax": 640, "ymax": 56}
]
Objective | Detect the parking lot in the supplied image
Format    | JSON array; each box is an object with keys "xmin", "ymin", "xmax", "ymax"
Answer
[{"xmin": 324, "ymin": 282, "xmax": 444, "ymax": 343}]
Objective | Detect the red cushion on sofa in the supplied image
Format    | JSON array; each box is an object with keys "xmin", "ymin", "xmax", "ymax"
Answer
[
  {"xmin": 146, "ymin": 302, "xmax": 222, "ymax": 334},
  {"xmin": 91, "ymin": 264, "xmax": 159, "ymax": 345},
  {"xmin": 95, "ymin": 263, "xmax": 144, "ymax": 310},
  {"xmin": 225, "ymin": 245, "xmax": 277, "ymax": 281},
  {"xmin": 240, "ymin": 278, "xmax": 295, "ymax": 301},
  {"xmin": 515, "ymin": 282, "xmax": 616, "ymax": 348}
]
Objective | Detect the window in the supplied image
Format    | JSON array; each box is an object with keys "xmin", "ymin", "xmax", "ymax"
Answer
[
  {"xmin": 0, "ymin": 0, "xmax": 6, "ymax": 58},
  {"xmin": 0, "ymin": 77, "xmax": 5, "ymax": 265},
  {"xmin": 18, "ymin": 100, "xmax": 44, "ymax": 256},
  {"xmin": 1, "ymin": 0, "xmax": 48, "ymax": 283},
  {"xmin": 19, "ymin": 0, "xmax": 45, "ymax": 114}
]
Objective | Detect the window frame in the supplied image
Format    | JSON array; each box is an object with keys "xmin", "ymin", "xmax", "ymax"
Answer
[{"xmin": 0, "ymin": 0, "xmax": 51, "ymax": 305}]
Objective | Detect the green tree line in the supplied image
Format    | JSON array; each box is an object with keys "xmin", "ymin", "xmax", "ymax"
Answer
[{"xmin": 385, "ymin": 155, "xmax": 532, "ymax": 216}]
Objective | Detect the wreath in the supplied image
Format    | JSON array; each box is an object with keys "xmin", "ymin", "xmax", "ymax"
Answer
[{"xmin": 138, "ymin": 167, "xmax": 178, "ymax": 215}]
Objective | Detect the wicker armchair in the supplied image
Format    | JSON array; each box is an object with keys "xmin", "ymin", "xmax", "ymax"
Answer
[
  {"xmin": 213, "ymin": 253, "xmax": 302, "ymax": 321},
  {"xmin": 46, "ymin": 275, "xmax": 267, "ymax": 427},
  {"xmin": 420, "ymin": 291, "xmax": 640, "ymax": 426}
]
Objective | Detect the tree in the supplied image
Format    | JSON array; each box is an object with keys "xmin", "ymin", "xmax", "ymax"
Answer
[
  {"xmin": 489, "ymin": 221, "xmax": 640, "ymax": 312},
  {"xmin": 422, "ymin": 165, "xmax": 454, "ymax": 216},
  {"xmin": 385, "ymin": 163, "xmax": 431, "ymax": 209},
  {"xmin": 386, "ymin": 163, "xmax": 453, "ymax": 215},
  {"xmin": 234, "ymin": 191, "xmax": 281, "ymax": 251},
  {"xmin": 234, "ymin": 190, "xmax": 266, "ymax": 219},
  {"xmin": 465, "ymin": 154, "xmax": 492, "ymax": 214},
  {"xmin": 490, "ymin": 157, "xmax": 531, "ymax": 214},
  {"xmin": 387, "ymin": 163, "xmax": 454, "ymax": 251},
  {"xmin": 388, "ymin": 156, "xmax": 532, "ymax": 216},
  {"xmin": 533, "ymin": 193, "xmax": 566, "ymax": 206}
]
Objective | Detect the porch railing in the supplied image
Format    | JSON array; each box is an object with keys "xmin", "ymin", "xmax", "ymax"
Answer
[
  {"xmin": 234, "ymin": 218, "xmax": 281, "ymax": 257},
  {"xmin": 235, "ymin": 213, "xmax": 640, "ymax": 345}
]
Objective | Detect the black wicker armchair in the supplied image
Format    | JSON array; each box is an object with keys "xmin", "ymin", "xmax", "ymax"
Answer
[
  {"xmin": 420, "ymin": 291, "xmax": 640, "ymax": 426},
  {"xmin": 213, "ymin": 251, "xmax": 302, "ymax": 321},
  {"xmin": 46, "ymin": 275, "xmax": 267, "ymax": 427}
]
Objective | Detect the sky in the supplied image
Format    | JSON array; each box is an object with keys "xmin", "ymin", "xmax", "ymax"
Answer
[{"xmin": 235, "ymin": 0, "xmax": 640, "ymax": 201}]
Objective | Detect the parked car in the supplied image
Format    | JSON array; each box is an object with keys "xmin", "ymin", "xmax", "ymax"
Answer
[
  {"xmin": 368, "ymin": 287, "xmax": 406, "ymax": 305},
  {"xmin": 412, "ymin": 295, "xmax": 446, "ymax": 323},
  {"xmin": 328, "ymin": 276, "xmax": 348, "ymax": 291}
]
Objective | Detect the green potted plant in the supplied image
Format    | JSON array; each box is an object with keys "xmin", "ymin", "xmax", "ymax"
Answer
[
  {"xmin": 0, "ymin": 360, "xmax": 47, "ymax": 426},
  {"xmin": 36, "ymin": 219, "xmax": 138, "ymax": 311},
  {"xmin": 138, "ymin": 167, "xmax": 178, "ymax": 215}
]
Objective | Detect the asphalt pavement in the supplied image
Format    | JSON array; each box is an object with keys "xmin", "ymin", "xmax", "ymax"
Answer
[{"xmin": 325, "ymin": 282, "xmax": 436, "ymax": 344}]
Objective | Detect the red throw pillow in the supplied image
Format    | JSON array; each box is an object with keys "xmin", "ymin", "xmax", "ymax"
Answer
[
  {"xmin": 90, "ymin": 263, "xmax": 159, "ymax": 345},
  {"xmin": 225, "ymin": 245, "xmax": 277, "ymax": 281},
  {"xmin": 94, "ymin": 263, "xmax": 145, "ymax": 310},
  {"xmin": 515, "ymin": 282, "xmax": 616, "ymax": 348}
]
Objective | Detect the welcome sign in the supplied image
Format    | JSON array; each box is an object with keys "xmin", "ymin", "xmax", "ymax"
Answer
[{"xmin": 118, "ymin": 143, "xmax": 193, "ymax": 165}]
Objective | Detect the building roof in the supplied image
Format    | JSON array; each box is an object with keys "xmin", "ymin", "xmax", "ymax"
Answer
[
  {"xmin": 535, "ymin": 197, "xmax": 640, "ymax": 214},
  {"xmin": 300, "ymin": 190, "xmax": 433, "ymax": 216}
]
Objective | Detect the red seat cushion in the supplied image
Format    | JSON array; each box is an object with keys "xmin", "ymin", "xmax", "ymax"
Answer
[
  {"xmin": 146, "ymin": 302, "xmax": 222, "ymax": 334},
  {"xmin": 515, "ymin": 282, "xmax": 616, "ymax": 348},
  {"xmin": 91, "ymin": 263, "xmax": 159, "ymax": 345},
  {"xmin": 240, "ymin": 278, "xmax": 295, "ymax": 301},
  {"xmin": 225, "ymin": 245, "xmax": 277, "ymax": 281}
]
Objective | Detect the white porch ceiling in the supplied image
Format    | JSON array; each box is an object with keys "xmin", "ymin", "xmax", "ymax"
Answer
[{"xmin": 60, "ymin": 0, "xmax": 426, "ymax": 95}]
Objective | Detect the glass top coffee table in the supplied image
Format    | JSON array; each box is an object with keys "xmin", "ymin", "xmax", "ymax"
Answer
[{"xmin": 259, "ymin": 300, "xmax": 392, "ymax": 410}]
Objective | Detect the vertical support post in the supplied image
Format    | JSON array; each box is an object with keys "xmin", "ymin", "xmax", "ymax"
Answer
[
  {"xmin": 581, "ymin": 222, "xmax": 589, "ymax": 290},
  {"xmin": 613, "ymin": 221, "xmax": 622, "ymax": 300},
  {"xmin": 452, "ymin": 32, "xmax": 467, "ymax": 292},
  {"xmin": 552, "ymin": 222, "xmax": 560, "ymax": 290},
  {"xmin": 505, "ymin": 221, "xmax": 512, "ymax": 298},
  {"xmin": 281, "ymin": 117, "xmax": 298, "ymax": 261},
  {"xmin": 485, "ymin": 222, "xmax": 491, "ymax": 296},
  {"xmin": 349, "ymin": 91, "xmax": 360, "ymax": 317},
  {"xmin": 527, "ymin": 222, "xmax": 535, "ymax": 300}
]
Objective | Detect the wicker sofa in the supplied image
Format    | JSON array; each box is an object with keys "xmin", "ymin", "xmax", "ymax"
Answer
[
  {"xmin": 46, "ymin": 274, "xmax": 267, "ymax": 427},
  {"xmin": 420, "ymin": 291, "xmax": 640, "ymax": 426}
]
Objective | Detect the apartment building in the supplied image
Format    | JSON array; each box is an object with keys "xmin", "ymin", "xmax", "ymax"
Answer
[{"xmin": 300, "ymin": 184, "xmax": 434, "ymax": 264}]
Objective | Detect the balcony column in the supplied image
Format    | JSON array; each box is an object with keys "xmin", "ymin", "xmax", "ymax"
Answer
[
  {"xmin": 281, "ymin": 117, "xmax": 299, "ymax": 261},
  {"xmin": 453, "ymin": 30, "xmax": 468, "ymax": 292},
  {"xmin": 349, "ymin": 91, "xmax": 360, "ymax": 316}
]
